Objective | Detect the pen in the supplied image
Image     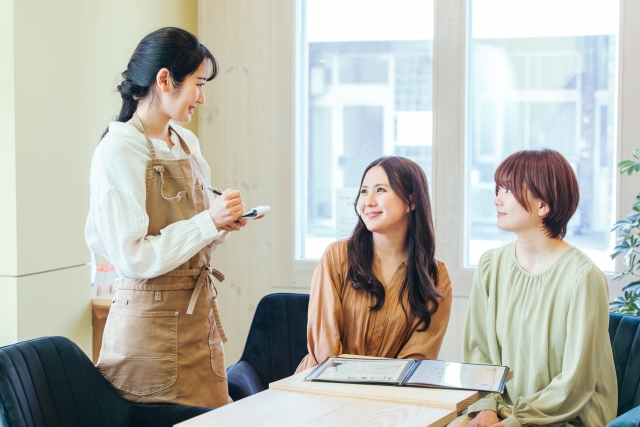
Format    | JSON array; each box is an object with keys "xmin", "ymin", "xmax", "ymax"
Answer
[{"xmin": 207, "ymin": 186, "xmax": 223, "ymax": 196}]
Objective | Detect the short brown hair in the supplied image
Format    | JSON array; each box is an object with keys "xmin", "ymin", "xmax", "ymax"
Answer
[{"xmin": 494, "ymin": 149, "xmax": 579, "ymax": 239}]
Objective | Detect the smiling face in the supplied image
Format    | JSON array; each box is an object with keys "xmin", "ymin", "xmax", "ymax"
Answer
[
  {"xmin": 159, "ymin": 60, "xmax": 209, "ymax": 123},
  {"xmin": 495, "ymin": 186, "xmax": 548, "ymax": 234},
  {"xmin": 357, "ymin": 165, "xmax": 411, "ymax": 235}
]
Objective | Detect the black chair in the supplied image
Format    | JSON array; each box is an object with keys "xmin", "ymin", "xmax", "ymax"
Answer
[
  {"xmin": 0, "ymin": 336, "xmax": 211, "ymax": 427},
  {"xmin": 607, "ymin": 313, "xmax": 640, "ymax": 427},
  {"xmin": 226, "ymin": 293, "xmax": 309, "ymax": 401}
]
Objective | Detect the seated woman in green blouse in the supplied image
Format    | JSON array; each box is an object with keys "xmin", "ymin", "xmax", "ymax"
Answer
[{"xmin": 451, "ymin": 149, "xmax": 617, "ymax": 427}]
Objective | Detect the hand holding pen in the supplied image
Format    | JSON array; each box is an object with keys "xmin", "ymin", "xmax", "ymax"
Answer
[
  {"xmin": 207, "ymin": 187, "xmax": 245, "ymax": 231},
  {"xmin": 207, "ymin": 186, "xmax": 224, "ymax": 196},
  {"xmin": 209, "ymin": 186, "xmax": 267, "ymax": 223}
]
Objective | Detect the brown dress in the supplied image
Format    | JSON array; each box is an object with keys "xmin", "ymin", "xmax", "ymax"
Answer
[
  {"xmin": 297, "ymin": 240, "xmax": 452, "ymax": 372},
  {"xmin": 96, "ymin": 114, "xmax": 229, "ymax": 408}
]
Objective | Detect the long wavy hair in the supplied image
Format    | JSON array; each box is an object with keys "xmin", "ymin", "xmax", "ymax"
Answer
[{"xmin": 346, "ymin": 157, "xmax": 441, "ymax": 332}]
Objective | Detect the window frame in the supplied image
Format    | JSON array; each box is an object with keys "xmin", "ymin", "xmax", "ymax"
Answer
[{"xmin": 293, "ymin": 0, "xmax": 640, "ymax": 297}]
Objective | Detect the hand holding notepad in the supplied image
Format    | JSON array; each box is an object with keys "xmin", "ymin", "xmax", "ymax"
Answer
[
  {"xmin": 208, "ymin": 186, "xmax": 270, "ymax": 220},
  {"xmin": 241, "ymin": 205, "xmax": 270, "ymax": 219}
]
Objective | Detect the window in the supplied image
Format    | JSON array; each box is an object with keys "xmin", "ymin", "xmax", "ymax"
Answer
[
  {"xmin": 298, "ymin": 0, "xmax": 435, "ymax": 259},
  {"xmin": 296, "ymin": 0, "xmax": 627, "ymax": 276},
  {"xmin": 465, "ymin": 0, "xmax": 619, "ymax": 270}
]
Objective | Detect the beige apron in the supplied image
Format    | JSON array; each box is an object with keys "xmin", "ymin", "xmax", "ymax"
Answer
[{"xmin": 97, "ymin": 114, "xmax": 229, "ymax": 408}]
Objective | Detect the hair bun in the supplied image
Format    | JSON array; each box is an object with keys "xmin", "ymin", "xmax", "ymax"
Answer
[{"xmin": 117, "ymin": 80, "xmax": 134, "ymax": 100}]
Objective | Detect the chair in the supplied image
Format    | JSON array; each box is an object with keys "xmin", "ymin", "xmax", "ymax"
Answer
[
  {"xmin": 0, "ymin": 336, "xmax": 211, "ymax": 427},
  {"xmin": 607, "ymin": 313, "xmax": 640, "ymax": 427},
  {"xmin": 226, "ymin": 293, "xmax": 309, "ymax": 401}
]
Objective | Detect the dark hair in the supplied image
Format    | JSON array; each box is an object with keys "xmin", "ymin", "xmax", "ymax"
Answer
[
  {"xmin": 102, "ymin": 27, "xmax": 218, "ymax": 138},
  {"xmin": 494, "ymin": 148, "xmax": 580, "ymax": 239},
  {"xmin": 346, "ymin": 156, "xmax": 441, "ymax": 333}
]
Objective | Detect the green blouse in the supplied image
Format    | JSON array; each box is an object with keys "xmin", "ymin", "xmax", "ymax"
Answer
[{"xmin": 464, "ymin": 241, "xmax": 617, "ymax": 427}]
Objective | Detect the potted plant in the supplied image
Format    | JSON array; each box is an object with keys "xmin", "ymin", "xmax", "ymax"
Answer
[{"xmin": 610, "ymin": 149, "xmax": 640, "ymax": 316}]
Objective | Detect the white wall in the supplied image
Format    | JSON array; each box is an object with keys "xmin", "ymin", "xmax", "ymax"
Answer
[
  {"xmin": 0, "ymin": 0, "xmax": 199, "ymax": 354},
  {"xmin": 0, "ymin": 0, "xmax": 17, "ymax": 277}
]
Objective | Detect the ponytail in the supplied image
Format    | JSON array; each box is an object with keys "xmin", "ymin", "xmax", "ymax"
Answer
[{"xmin": 101, "ymin": 79, "xmax": 143, "ymax": 138}]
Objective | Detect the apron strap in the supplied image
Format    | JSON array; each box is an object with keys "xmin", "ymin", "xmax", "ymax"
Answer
[
  {"xmin": 132, "ymin": 114, "xmax": 204, "ymax": 190},
  {"xmin": 131, "ymin": 114, "xmax": 192, "ymax": 160},
  {"xmin": 187, "ymin": 267, "xmax": 227, "ymax": 343},
  {"xmin": 169, "ymin": 123, "xmax": 192, "ymax": 156},
  {"xmin": 209, "ymin": 284, "xmax": 227, "ymax": 343},
  {"xmin": 131, "ymin": 113, "xmax": 158, "ymax": 159},
  {"xmin": 161, "ymin": 267, "xmax": 225, "ymax": 281},
  {"xmin": 167, "ymin": 124, "xmax": 205, "ymax": 187}
]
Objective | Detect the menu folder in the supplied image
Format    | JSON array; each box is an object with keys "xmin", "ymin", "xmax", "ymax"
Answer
[{"xmin": 305, "ymin": 357, "xmax": 509, "ymax": 394}]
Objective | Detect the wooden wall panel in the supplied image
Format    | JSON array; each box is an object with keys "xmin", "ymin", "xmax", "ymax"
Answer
[{"xmin": 199, "ymin": 0, "xmax": 296, "ymax": 363}]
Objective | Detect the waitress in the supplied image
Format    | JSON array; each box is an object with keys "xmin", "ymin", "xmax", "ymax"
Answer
[{"xmin": 85, "ymin": 27, "xmax": 246, "ymax": 408}]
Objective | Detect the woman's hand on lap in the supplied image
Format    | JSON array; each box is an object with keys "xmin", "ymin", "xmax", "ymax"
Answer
[{"xmin": 468, "ymin": 410, "xmax": 500, "ymax": 427}]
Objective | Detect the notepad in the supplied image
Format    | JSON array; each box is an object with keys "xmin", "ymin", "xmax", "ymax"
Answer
[
  {"xmin": 305, "ymin": 357, "xmax": 509, "ymax": 393},
  {"xmin": 241, "ymin": 205, "xmax": 271, "ymax": 219}
]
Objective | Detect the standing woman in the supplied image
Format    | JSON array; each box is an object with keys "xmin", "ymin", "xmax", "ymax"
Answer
[
  {"xmin": 451, "ymin": 149, "xmax": 617, "ymax": 427},
  {"xmin": 297, "ymin": 156, "xmax": 452, "ymax": 372},
  {"xmin": 86, "ymin": 28, "xmax": 245, "ymax": 408}
]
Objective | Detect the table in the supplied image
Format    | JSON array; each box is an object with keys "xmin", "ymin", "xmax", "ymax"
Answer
[
  {"xmin": 175, "ymin": 370, "xmax": 481, "ymax": 427},
  {"xmin": 91, "ymin": 293, "xmax": 113, "ymax": 363}
]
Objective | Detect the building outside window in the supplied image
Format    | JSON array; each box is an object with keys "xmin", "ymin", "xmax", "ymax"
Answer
[
  {"xmin": 299, "ymin": 0, "xmax": 435, "ymax": 259},
  {"xmin": 466, "ymin": 0, "xmax": 619, "ymax": 270}
]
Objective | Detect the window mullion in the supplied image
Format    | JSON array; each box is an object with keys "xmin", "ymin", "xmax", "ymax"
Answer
[{"xmin": 433, "ymin": 0, "xmax": 474, "ymax": 295}]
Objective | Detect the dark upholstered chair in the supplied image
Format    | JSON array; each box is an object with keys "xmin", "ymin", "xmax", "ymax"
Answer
[
  {"xmin": 0, "ymin": 336, "xmax": 211, "ymax": 427},
  {"xmin": 607, "ymin": 313, "xmax": 640, "ymax": 427},
  {"xmin": 226, "ymin": 293, "xmax": 309, "ymax": 401}
]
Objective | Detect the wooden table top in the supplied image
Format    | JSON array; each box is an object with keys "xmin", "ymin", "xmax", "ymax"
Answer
[
  {"xmin": 174, "ymin": 389, "xmax": 457, "ymax": 427},
  {"xmin": 92, "ymin": 293, "xmax": 113, "ymax": 309},
  {"xmin": 270, "ymin": 370, "xmax": 479, "ymax": 412},
  {"xmin": 176, "ymin": 369, "xmax": 481, "ymax": 427}
]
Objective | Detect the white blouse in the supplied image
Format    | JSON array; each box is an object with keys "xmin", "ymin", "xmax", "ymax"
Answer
[{"xmin": 85, "ymin": 121, "xmax": 228, "ymax": 280}]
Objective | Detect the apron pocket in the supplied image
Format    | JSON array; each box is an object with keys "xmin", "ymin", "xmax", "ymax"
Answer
[
  {"xmin": 98, "ymin": 308, "xmax": 178, "ymax": 396},
  {"xmin": 209, "ymin": 341, "xmax": 227, "ymax": 379}
]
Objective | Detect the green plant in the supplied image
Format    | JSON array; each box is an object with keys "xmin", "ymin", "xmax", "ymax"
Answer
[{"xmin": 610, "ymin": 149, "xmax": 640, "ymax": 316}]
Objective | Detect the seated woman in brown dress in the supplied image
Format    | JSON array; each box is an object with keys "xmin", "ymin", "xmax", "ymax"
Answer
[{"xmin": 297, "ymin": 156, "xmax": 452, "ymax": 372}]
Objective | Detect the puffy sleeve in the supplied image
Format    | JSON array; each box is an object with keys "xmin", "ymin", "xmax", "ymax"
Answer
[
  {"xmin": 397, "ymin": 261, "xmax": 452, "ymax": 359},
  {"xmin": 88, "ymin": 191, "xmax": 227, "ymax": 279},
  {"xmin": 296, "ymin": 244, "xmax": 345, "ymax": 373},
  {"xmin": 465, "ymin": 250, "xmax": 507, "ymax": 415},
  {"xmin": 500, "ymin": 266, "xmax": 611, "ymax": 427}
]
